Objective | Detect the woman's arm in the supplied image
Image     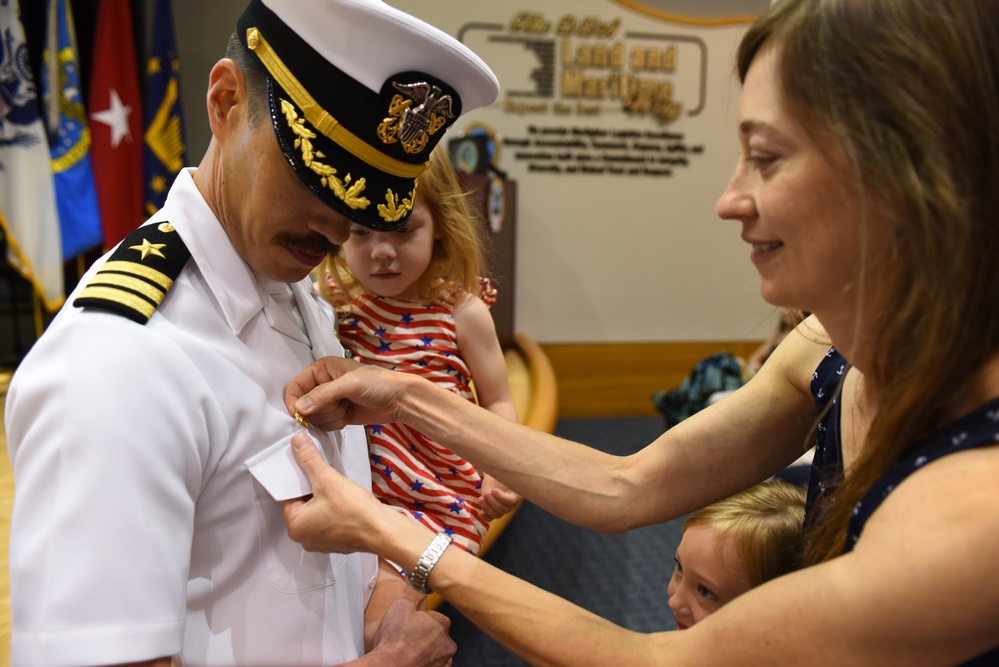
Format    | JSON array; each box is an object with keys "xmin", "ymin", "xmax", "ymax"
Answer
[
  {"xmin": 288, "ymin": 317, "xmax": 830, "ymax": 530},
  {"xmin": 284, "ymin": 433, "xmax": 999, "ymax": 667}
]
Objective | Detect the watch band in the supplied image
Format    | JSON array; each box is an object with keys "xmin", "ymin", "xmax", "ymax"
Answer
[{"xmin": 408, "ymin": 532, "xmax": 453, "ymax": 594}]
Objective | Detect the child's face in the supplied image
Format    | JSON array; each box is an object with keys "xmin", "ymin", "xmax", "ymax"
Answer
[
  {"xmin": 667, "ymin": 524, "xmax": 752, "ymax": 629},
  {"xmin": 339, "ymin": 193, "xmax": 440, "ymax": 301}
]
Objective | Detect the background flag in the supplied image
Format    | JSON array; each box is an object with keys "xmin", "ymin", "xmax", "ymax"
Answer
[
  {"xmin": 88, "ymin": 0, "xmax": 143, "ymax": 249},
  {"xmin": 42, "ymin": 0, "xmax": 102, "ymax": 260},
  {"xmin": 0, "ymin": 0, "xmax": 64, "ymax": 311},
  {"xmin": 144, "ymin": 0, "xmax": 187, "ymax": 217}
]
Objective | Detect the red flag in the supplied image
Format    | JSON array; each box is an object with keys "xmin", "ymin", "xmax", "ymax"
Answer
[{"xmin": 88, "ymin": 0, "xmax": 145, "ymax": 249}]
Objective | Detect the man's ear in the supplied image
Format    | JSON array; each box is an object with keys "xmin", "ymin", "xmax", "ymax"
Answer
[{"xmin": 206, "ymin": 58, "xmax": 244, "ymax": 139}]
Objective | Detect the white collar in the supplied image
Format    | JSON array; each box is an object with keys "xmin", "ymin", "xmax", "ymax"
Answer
[{"xmin": 153, "ymin": 168, "xmax": 264, "ymax": 334}]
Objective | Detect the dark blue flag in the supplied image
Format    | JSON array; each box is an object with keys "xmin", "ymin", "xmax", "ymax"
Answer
[{"xmin": 143, "ymin": 0, "xmax": 187, "ymax": 216}]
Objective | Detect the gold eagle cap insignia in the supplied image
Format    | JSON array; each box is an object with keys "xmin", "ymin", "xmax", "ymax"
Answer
[{"xmin": 377, "ymin": 81, "xmax": 455, "ymax": 155}]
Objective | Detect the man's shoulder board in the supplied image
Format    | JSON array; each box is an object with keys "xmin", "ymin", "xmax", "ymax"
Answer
[{"xmin": 74, "ymin": 222, "xmax": 191, "ymax": 325}]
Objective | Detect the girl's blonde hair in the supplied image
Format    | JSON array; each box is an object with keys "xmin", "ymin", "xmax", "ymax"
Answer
[
  {"xmin": 684, "ymin": 479, "xmax": 806, "ymax": 588},
  {"xmin": 738, "ymin": 0, "xmax": 999, "ymax": 564},
  {"xmin": 321, "ymin": 145, "xmax": 487, "ymax": 302}
]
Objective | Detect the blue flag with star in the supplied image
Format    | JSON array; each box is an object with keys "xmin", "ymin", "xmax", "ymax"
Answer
[
  {"xmin": 143, "ymin": 0, "xmax": 187, "ymax": 216},
  {"xmin": 41, "ymin": 0, "xmax": 103, "ymax": 260}
]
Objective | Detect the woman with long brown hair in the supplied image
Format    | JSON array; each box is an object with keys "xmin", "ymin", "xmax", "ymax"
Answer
[{"xmin": 282, "ymin": 0, "xmax": 999, "ymax": 663}]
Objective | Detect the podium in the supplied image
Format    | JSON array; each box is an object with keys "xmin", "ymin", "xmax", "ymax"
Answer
[{"xmin": 457, "ymin": 172, "xmax": 518, "ymax": 349}]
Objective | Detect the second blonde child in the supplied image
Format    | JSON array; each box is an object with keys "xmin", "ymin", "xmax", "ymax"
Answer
[{"xmin": 668, "ymin": 479, "xmax": 806, "ymax": 629}]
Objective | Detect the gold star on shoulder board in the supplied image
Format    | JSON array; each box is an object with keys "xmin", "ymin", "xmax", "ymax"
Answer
[{"xmin": 129, "ymin": 238, "xmax": 167, "ymax": 260}]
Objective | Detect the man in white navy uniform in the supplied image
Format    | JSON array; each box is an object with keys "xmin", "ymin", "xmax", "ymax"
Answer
[{"xmin": 4, "ymin": 0, "xmax": 498, "ymax": 664}]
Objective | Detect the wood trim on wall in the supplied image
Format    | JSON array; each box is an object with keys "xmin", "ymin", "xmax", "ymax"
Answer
[{"xmin": 541, "ymin": 341, "xmax": 763, "ymax": 418}]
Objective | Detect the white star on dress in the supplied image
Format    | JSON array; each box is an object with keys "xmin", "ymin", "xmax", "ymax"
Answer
[{"xmin": 90, "ymin": 88, "xmax": 132, "ymax": 148}]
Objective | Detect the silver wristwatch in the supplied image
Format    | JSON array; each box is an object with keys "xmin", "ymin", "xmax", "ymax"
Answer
[{"xmin": 408, "ymin": 532, "xmax": 453, "ymax": 594}]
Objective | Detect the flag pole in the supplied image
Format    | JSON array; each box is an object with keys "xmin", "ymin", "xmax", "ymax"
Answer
[{"xmin": 33, "ymin": 294, "xmax": 44, "ymax": 339}]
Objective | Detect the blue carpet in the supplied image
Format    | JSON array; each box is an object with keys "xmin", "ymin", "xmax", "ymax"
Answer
[{"xmin": 444, "ymin": 415, "xmax": 683, "ymax": 666}]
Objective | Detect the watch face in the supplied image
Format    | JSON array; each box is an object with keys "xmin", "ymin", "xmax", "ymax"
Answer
[{"xmin": 454, "ymin": 139, "xmax": 481, "ymax": 174}]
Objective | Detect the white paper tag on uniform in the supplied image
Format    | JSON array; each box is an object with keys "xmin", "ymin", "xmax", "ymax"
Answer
[{"xmin": 245, "ymin": 430, "xmax": 328, "ymax": 501}]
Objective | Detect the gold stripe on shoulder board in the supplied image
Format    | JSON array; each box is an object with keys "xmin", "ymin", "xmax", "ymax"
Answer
[{"xmin": 74, "ymin": 222, "xmax": 191, "ymax": 325}]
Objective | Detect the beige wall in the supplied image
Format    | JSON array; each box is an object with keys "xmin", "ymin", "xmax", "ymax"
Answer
[{"xmin": 167, "ymin": 0, "xmax": 780, "ymax": 345}]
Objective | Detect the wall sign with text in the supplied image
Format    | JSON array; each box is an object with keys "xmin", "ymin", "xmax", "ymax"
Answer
[{"xmin": 454, "ymin": 9, "xmax": 740, "ymax": 180}]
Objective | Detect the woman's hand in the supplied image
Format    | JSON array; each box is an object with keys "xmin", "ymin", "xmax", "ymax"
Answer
[
  {"xmin": 282, "ymin": 431, "xmax": 386, "ymax": 554},
  {"xmin": 285, "ymin": 356, "xmax": 410, "ymax": 431}
]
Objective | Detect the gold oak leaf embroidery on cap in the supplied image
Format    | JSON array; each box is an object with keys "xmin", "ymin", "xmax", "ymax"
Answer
[
  {"xmin": 377, "ymin": 188, "xmax": 415, "ymax": 223},
  {"xmin": 279, "ymin": 98, "xmax": 371, "ymax": 211}
]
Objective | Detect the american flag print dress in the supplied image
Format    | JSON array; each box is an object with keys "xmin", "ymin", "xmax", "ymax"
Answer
[{"xmin": 327, "ymin": 278, "xmax": 498, "ymax": 555}]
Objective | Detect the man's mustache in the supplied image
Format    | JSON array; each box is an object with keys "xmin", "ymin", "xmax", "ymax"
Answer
[{"xmin": 278, "ymin": 233, "xmax": 336, "ymax": 257}]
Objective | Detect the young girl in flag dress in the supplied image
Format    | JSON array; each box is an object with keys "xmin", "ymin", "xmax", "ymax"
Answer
[{"xmin": 318, "ymin": 146, "xmax": 519, "ymax": 644}]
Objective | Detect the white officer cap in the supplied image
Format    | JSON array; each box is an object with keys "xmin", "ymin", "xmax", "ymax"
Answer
[{"xmin": 235, "ymin": 0, "xmax": 500, "ymax": 229}]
